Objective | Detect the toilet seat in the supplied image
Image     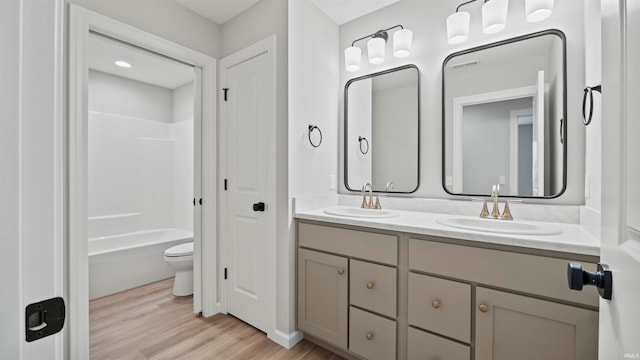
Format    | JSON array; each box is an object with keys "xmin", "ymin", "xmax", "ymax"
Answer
[{"xmin": 164, "ymin": 242, "xmax": 193, "ymax": 257}]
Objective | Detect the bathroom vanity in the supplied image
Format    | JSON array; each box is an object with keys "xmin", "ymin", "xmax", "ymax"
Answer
[{"xmin": 295, "ymin": 206, "xmax": 599, "ymax": 360}]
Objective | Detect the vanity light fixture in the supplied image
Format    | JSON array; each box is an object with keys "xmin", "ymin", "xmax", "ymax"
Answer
[
  {"xmin": 447, "ymin": 0, "xmax": 553, "ymax": 44},
  {"xmin": 344, "ymin": 25, "xmax": 413, "ymax": 72}
]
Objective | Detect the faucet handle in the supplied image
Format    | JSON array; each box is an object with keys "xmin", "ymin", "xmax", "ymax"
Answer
[
  {"xmin": 471, "ymin": 198, "xmax": 490, "ymax": 218},
  {"xmin": 499, "ymin": 199, "xmax": 522, "ymax": 221}
]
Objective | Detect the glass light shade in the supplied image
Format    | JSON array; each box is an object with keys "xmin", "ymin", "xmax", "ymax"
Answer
[
  {"xmin": 482, "ymin": 0, "xmax": 508, "ymax": 34},
  {"xmin": 393, "ymin": 28, "xmax": 413, "ymax": 58},
  {"xmin": 447, "ymin": 11, "xmax": 470, "ymax": 45},
  {"xmin": 367, "ymin": 37, "xmax": 386, "ymax": 64},
  {"xmin": 526, "ymin": 0, "xmax": 554, "ymax": 22},
  {"xmin": 345, "ymin": 46, "xmax": 361, "ymax": 72}
]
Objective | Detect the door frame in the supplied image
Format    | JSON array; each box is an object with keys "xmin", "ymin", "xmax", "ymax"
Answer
[
  {"xmin": 218, "ymin": 36, "xmax": 277, "ymax": 340},
  {"xmin": 68, "ymin": 5, "xmax": 217, "ymax": 357}
]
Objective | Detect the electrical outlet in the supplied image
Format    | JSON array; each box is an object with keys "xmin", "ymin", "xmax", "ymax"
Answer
[
  {"xmin": 329, "ymin": 174, "xmax": 337, "ymax": 190},
  {"xmin": 585, "ymin": 173, "xmax": 590, "ymax": 199},
  {"xmin": 499, "ymin": 176, "xmax": 506, "ymax": 185}
]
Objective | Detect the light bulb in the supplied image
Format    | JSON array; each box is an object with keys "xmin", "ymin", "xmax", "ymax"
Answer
[
  {"xmin": 367, "ymin": 37, "xmax": 386, "ymax": 65},
  {"xmin": 447, "ymin": 11, "xmax": 470, "ymax": 45},
  {"xmin": 345, "ymin": 46, "xmax": 361, "ymax": 72},
  {"xmin": 482, "ymin": 0, "xmax": 508, "ymax": 34},
  {"xmin": 526, "ymin": 0, "xmax": 554, "ymax": 22},
  {"xmin": 393, "ymin": 28, "xmax": 413, "ymax": 58}
]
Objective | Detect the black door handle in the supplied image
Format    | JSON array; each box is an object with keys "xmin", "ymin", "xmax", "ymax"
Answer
[
  {"xmin": 567, "ymin": 262, "xmax": 612, "ymax": 300},
  {"xmin": 253, "ymin": 202, "xmax": 265, "ymax": 212}
]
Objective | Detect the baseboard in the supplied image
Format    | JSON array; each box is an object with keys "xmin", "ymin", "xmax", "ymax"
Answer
[{"xmin": 269, "ymin": 329, "xmax": 304, "ymax": 349}]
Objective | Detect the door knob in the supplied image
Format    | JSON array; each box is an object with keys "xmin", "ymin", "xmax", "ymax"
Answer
[
  {"xmin": 567, "ymin": 262, "xmax": 612, "ymax": 300},
  {"xmin": 252, "ymin": 202, "xmax": 265, "ymax": 212}
]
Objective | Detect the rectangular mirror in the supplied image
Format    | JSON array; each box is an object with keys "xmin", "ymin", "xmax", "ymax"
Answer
[
  {"xmin": 345, "ymin": 64, "xmax": 420, "ymax": 193},
  {"xmin": 443, "ymin": 30, "xmax": 566, "ymax": 198}
]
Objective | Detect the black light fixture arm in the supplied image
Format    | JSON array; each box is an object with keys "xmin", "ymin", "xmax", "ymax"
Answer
[
  {"xmin": 351, "ymin": 25, "xmax": 405, "ymax": 47},
  {"xmin": 455, "ymin": 0, "xmax": 485, "ymax": 12}
]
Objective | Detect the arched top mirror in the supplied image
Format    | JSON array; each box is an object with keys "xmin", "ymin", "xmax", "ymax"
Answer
[
  {"xmin": 344, "ymin": 64, "xmax": 420, "ymax": 193},
  {"xmin": 442, "ymin": 29, "xmax": 566, "ymax": 198}
]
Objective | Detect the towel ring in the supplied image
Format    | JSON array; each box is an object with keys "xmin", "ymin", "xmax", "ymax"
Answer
[
  {"xmin": 308, "ymin": 125, "xmax": 322, "ymax": 148},
  {"xmin": 582, "ymin": 85, "xmax": 601, "ymax": 125},
  {"xmin": 358, "ymin": 136, "xmax": 369, "ymax": 154}
]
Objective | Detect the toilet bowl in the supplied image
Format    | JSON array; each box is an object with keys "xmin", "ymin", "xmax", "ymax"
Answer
[{"xmin": 164, "ymin": 242, "xmax": 193, "ymax": 296}]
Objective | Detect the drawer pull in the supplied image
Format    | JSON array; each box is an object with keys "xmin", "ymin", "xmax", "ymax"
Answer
[
  {"xmin": 433, "ymin": 357, "xmax": 440, "ymax": 360},
  {"xmin": 479, "ymin": 304, "xmax": 489, "ymax": 313},
  {"xmin": 431, "ymin": 300, "xmax": 440, "ymax": 309},
  {"xmin": 366, "ymin": 332, "xmax": 374, "ymax": 341},
  {"xmin": 337, "ymin": 268, "xmax": 345, "ymax": 275},
  {"xmin": 366, "ymin": 282, "xmax": 374, "ymax": 289}
]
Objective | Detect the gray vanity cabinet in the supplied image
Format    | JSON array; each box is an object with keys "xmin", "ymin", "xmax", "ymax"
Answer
[
  {"xmin": 475, "ymin": 287, "xmax": 598, "ymax": 360},
  {"xmin": 297, "ymin": 248, "xmax": 348, "ymax": 349},
  {"xmin": 296, "ymin": 220, "xmax": 599, "ymax": 360}
]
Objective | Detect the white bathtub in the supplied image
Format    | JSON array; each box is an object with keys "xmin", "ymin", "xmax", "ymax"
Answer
[{"xmin": 89, "ymin": 228, "xmax": 193, "ymax": 299}]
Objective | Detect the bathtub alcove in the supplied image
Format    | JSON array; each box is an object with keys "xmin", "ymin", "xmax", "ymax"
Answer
[{"xmin": 87, "ymin": 36, "xmax": 195, "ymax": 299}]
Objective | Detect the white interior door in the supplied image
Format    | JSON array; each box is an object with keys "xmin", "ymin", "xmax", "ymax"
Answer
[
  {"xmin": 599, "ymin": 0, "xmax": 640, "ymax": 356},
  {"xmin": 223, "ymin": 51, "xmax": 269, "ymax": 332},
  {"xmin": 532, "ymin": 70, "xmax": 545, "ymax": 196}
]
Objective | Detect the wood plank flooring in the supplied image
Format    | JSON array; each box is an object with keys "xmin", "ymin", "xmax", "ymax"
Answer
[{"xmin": 90, "ymin": 278, "xmax": 344, "ymax": 360}]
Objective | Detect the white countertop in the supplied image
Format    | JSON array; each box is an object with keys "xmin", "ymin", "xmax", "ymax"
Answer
[{"xmin": 295, "ymin": 206, "xmax": 600, "ymax": 257}]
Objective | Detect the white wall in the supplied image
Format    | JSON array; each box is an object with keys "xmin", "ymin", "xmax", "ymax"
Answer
[
  {"xmin": 1, "ymin": 0, "xmax": 63, "ymax": 357},
  {"xmin": 584, "ymin": 0, "xmax": 602, "ymax": 213},
  {"xmin": 68, "ymin": 0, "xmax": 222, "ymax": 58},
  {"xmin": 88, "ymin": 71, "xmax": 193, "ymax": 238},
  {"xmin": 338, "ymin": 0, "xmax": 587, "ymax": 204}
]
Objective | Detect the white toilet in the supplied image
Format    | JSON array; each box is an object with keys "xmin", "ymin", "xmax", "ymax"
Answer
[{"xmin": 164, "ymin": 242, "xmax": 194, "ymax": 296}]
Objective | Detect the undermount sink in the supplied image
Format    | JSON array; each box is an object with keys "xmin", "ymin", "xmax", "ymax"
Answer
[
  {"xmin": 323, "ymin": 206, "xmax": 398, "ymax": 219},
  {"xmin": 437, "ymin": 216, "xmax": 563, "ymax": 236}
]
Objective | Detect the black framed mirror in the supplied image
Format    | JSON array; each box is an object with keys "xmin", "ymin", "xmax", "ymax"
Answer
[
  {"xmin": 345, "ymin": 64, "xmax": 420, "ymax": 193},
  {"xmin": 442, "ymin": 29, "xmax": 567, "ymax": 198}
]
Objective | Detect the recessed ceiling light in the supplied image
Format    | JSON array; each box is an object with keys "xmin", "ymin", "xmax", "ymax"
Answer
[{"xmin": 115, "ymin": 60, "xmax": 132, "ymax": 68}]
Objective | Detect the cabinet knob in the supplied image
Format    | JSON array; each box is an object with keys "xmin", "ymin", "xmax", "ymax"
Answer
[
  {"xmin": 479, "ymin": 304, "xmax": 489, "ymax": 313},
  {"xmin": 432, "ymin": 300, "xmax": 440, "ymax": 309},
  {"xmin": 433, "ymin": 357, "xmax": 440, "ymax": 360},
  {"xmin": 366, "ymin": 332, "xmax": 374, "ymax": 341},
  {"xmin": 366, "ymin": 282, "xmax": 374, "ymax": 289},
  {"xmin": 337, "ymin": 268, "xmax": 345, "ymax": 275}
]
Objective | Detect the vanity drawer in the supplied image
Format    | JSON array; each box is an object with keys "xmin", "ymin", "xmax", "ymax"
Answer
[
  {"xmin": 408, "ymin": 273, "xmax": 471, "ymax": 343},
  {"xmin": 407, "ymin": 326, "xmax": 470, "ymax": 360},
  {"xmin": 298, "ymin": 222, "xmax": 397, "ymax": 265},
  {"xmin": 409, "ymin": 239, "xmax": 599, "ymax": 307},
  {"xmin": 350, "ymin": 259, "xmax": 397, "ymax": 318},
  {"xmin": 349, "ymin": 306, "xmax": 396, "ymax": 360}
]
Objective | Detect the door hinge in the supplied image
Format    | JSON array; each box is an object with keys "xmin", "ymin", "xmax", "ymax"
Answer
[
  {"xmin": 199, "ymin": 198, "xmax": 202, "ymax": 205},
  {"xmin": 223, "ymin": 88, "xmax": 229, "ymax": 101},
  {"xmin": 224, "ymin": 179, "xmax": 228, "ymax": 191},
  {"xmin": 224, "ymin": 268, "xmax": 228, "ymax": 280},
  {"xmin": 193, "ymin": 198, "xmax": 196, "ymax": 206}
]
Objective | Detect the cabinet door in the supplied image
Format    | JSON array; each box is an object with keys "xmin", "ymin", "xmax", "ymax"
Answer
[
  {"xmin": 476, "ymin": 287, "xmax": 598, "ymax": 360},
  {"xmin": 297, "ymin": 248, "xmax": 348, "ymax": 349}
]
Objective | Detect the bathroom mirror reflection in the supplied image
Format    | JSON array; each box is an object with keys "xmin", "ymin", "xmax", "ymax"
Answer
[
  {"xmin": 345, "ymin": 64, "xmax": 420, "ymax": 193},
  {"xmin": 443, "ymin": 30, "xmax": 566, "ymax": 198}
]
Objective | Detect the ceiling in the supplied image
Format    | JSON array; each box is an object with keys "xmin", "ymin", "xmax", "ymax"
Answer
[
  {"xmin": 173, "ymin": 0, "xmax": 260, "ymax": 25},
  {"xmin": 88, "ymin": 33, "xmax": 194, "ymax": 89},
  {"xmin": 171, "ymin": 0, "xmax": 400, "ymax": 26},
  {"xmin": 309, "ymin": 0, "xmax": 400, "ymax": 25}
]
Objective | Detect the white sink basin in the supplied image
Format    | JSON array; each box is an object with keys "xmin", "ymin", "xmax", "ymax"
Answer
[
  {"xmin": 437, "ymin": 216, "xmax": 563, "ymax": 236},
  {"xmin": 323, "ymin": 206, "xmax": 398, "ymax": 219}
]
